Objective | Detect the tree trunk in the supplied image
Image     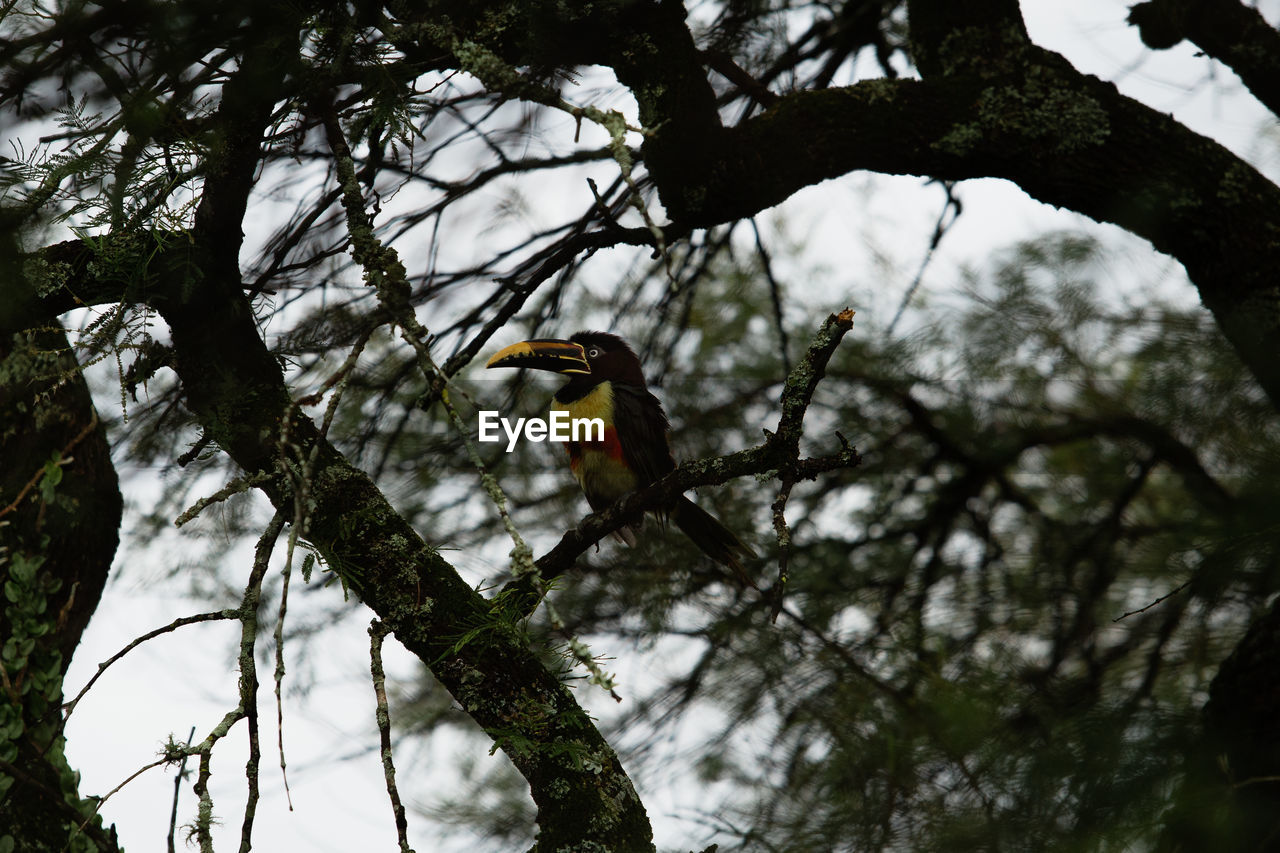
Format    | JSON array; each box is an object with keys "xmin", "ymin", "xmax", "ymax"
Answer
[{"xmin": 0, "ymin": 324, "xmax": 123, "ymax": 852}]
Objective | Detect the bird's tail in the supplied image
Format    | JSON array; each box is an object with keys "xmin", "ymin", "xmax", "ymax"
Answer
[{"xmin": 671, "ymin": 496, "xmax": 758, "ymax": 588}]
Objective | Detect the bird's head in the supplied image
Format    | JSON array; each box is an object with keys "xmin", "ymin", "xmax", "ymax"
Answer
[{"xmin": 485, "ymin": 331, "xmax": 647, "ymax": 389}]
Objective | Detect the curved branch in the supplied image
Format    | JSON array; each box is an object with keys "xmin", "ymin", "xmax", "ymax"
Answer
[
  {"xmin": 643, "ymin": 65, "xmax": 1280, "ymax": 411},
  {"xmin": 1129, "ymin": 0, "xmax": 1280, "ymax": 117}
]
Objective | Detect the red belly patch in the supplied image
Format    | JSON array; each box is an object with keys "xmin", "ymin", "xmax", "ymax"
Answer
[
  {"xmin": 563, "ymin": 426, "xmax": 636, "ymax": 500},
  {"xmin": 565, "ymin": 425, "xmax": 625, "ymax": 471}
]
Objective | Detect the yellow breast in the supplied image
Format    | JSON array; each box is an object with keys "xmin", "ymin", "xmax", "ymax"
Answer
[
  {"xmin": 551, "ymin": 381, "xmax": 636, "ymax": 501},
  {"xmin": 552, "ymin": 381, "xmax": 615, "ymax": 423}
]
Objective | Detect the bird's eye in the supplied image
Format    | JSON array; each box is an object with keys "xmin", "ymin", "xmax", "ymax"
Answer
[{"xmin": 586, "ymin": 347, "xmax": 601, "ymax": 358}]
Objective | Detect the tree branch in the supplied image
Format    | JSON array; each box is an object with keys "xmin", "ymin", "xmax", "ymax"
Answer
[
  {"xmin": 640, "ymin": 57, "xmax": 1280, "ymax": 412},
  {"xmin": 1129, "ymin": 0, "xmax": 1280, "ymax": 118}
]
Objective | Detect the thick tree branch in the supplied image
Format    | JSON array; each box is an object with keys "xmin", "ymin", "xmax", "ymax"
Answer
[
  {"xmin": 152, "ymin": 281, "xmax": 654, "ymax": 849},
  {"xmin": 148, "ymin": 185, "xmax": 657, "ymax": 853},
  {"xmin": 98, "ymin": 60, "xmax": 652, "ymax": 849},
  {"xmin": 641, "ymin": 65, "xmax": 1280, "ymax": 412},
  {"xmin": 5, "ymin": 5, "xmax": 657, "ymax": 848},
  {"xmin": 904, "ymin": 0, "xmax": 1029, "ymax": 78},
  {"xmin": 0, "ymin": 324, "xmax": 122, "ymax": 849},
  {"xmin": 1129, "ymin": 0, "xmax": 1280, "ymax": 117},
  {"xmin": 416, "ymin": 0, "xmax": 1275, "ymax": 418}
]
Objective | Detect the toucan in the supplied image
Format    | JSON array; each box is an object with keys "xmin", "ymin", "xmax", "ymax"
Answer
[{"xmin": 486, "ymin": 331, "xmax": 756, "ymax": 583}]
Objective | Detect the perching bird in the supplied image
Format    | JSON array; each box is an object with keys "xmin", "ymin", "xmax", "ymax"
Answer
[{"xmin": 486, "ymin": 331, "xmax": 756, "ymax": 583}]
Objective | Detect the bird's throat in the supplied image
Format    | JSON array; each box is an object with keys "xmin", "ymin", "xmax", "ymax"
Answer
[{"xmin": 553, "ymin": 380, "xmax": 613, "ymax": 420}]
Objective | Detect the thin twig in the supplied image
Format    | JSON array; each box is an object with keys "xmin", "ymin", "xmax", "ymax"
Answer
[
  {"xmin": 176, "ymin": 433, "xmax": 212, "ymax": 467},
  {"xmin": 769, "ymin": 477, "xmax": 795, "ymax": 624},
  {"xmin": 167, "ymin": 727, "xmax": 196, "ymax": 853},
  {"xmin": 1112, "ymin": 580, "xmax": 1192, "ymax": 622},
  {"xmin": 239, "ymin": 512, "xmax": 285, "ymax": 851},
  {"xmin": 76, "ymin": 756, "xmax": 172, "ymax": 842},
  {"xmin": 751, "ymin": 218, "xmax": 791, "ymax": 375},
  {"xmin": 273, "ymin": 542, "xmax": 295, "ymax": 811},
  {"xmin": 1233, "ymin": 774, "xmax": 1280, "ymax": 790},
  {"xmin": 702, "ymin": 49, "xmax": 781, "ymax": 106},
  {"xmin": 295, "ymin": 325, "xmax": 375, "ymax": 412},
  {"xmin": 63, "ymin": 610, "xmax": 241, "ymax": 721},
  {"xmin": 175, "ymin": 471, "xmax": 273, "ymax": 527},
  {"xmin": 369, "ymin": 620, "xmax": 416, "ymax": 853},
  {"xmin": 185, "ymin": 514, "xmax": 284, "ymax": 851},
  {"xmin": 887, "ymin": 181, "xmax": 961, "ymax": 336}
]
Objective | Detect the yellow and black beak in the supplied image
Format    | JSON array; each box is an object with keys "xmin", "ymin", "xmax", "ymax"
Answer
[{"xmin": 485, "ymin": 339, "xmax": 591, "ymax": 375}]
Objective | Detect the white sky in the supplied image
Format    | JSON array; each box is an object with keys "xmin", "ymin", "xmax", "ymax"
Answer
[{"xmin": 56, "ymin": 2, "xmax": 1280, "ymax": 852}]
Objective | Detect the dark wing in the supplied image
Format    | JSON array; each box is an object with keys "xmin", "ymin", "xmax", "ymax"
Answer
[{"xmin": 610, "ymin": 382, "xmax": 676, "ymax": 488}]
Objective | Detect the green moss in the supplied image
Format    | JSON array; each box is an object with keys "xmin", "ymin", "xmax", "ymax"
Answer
[
  {"xmin": 632, "ymin": 84, "xmax": 666, "ymax": 126},
  {"xmin": 22, "ymin": 256, "xmax": 72, "ymax": 297},
  {"xmin": 857, "ymin": 78, "xmax": 899, "ymax": 105},
  {"xmin": 1217, "ymin": 162, "xmax": 1255, "ymax": 206},
  {"xmin": 453, "ymin": 39, "xmax": 524, "ymax": 92},
  {"xmin": 554, "ymin": 843, "xmax": 609, "ymax": 853},
  {"xmin": 0, "ymin": 335, "xmax": 67, "ymax": 435},
  {"xmin": 935, "ymin": 23, "xmax": 1029, "ymax": 77},
  {"xmin": 621, "ymin": 32, "xmax": 658, "ymax": 61},
  {"xmin": 554, "ymin": 0, "xmax": 594, "ymax": 20},
  {"xmin": 935, "ymin": 72, "xmax": 1110, "ymax": 157},
  {"xmin": 936, "ymin": 26, "xmax": 994, "ymax": 76},
  {"xmin": 1166, "ymin": 185, "xmax": 1203, "ymax": 215},
  {"xmin": 935, "ymin": 121, "xmax": 985, "ymax": 157}
]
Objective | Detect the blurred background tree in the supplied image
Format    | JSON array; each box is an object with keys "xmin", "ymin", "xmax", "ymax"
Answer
[{"xmin": 385, "ymin": 230, "xmax": 1280, "ymax": 851}]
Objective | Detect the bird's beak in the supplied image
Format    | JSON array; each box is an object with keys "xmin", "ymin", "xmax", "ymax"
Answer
[{"xmin": 485, "ymin": 339, "xmax": 591, "ymax": 375}]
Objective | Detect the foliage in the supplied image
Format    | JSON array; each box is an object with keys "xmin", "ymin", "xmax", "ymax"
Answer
[{"xmin": 364, "ymin": 231, "xmax": 1280, "ymax": 850}]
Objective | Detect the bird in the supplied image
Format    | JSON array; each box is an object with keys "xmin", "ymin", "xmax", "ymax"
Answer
[{"xmin": 486, "ymin": 331, "xmax": 757, "ymax": 584}]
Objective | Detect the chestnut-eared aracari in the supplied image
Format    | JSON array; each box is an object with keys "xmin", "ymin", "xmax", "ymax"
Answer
[{"xmin": 486, "ymin": 331, "xmax": 756, "ymax": 583}]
